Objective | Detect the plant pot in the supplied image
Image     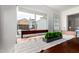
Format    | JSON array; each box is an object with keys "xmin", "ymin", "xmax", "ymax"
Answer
[{"xmin": 43, "ymin": 36, "xmax": 62, "ymax": 43}]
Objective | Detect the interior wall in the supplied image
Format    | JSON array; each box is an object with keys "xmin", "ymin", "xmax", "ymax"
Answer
[
  {"xmin": 0, "ymin": 5, "xmax": 16, "ymax": 52},
  {"xmin": 61, "ymin": 6, "xmax": 79, "ymax": 31}
]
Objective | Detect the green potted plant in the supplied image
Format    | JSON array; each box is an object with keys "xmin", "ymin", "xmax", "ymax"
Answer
[{"xmin": 43, "ymin": 32, "xmax": 62, "ymax": 43}]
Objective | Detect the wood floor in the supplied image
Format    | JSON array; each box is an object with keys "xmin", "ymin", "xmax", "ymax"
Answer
[{"xmin": 40, "ymin": 38, "xmax": 79, "ymax": 53}]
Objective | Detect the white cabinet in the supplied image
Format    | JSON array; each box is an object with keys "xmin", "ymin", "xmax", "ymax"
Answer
[
  {"xmin": 53, "ymin": 15, "xmax": 60, "ymax": 31},
  {"xmin": 48, "ymin": 14, "xmax": 60, "ymax": 32}
]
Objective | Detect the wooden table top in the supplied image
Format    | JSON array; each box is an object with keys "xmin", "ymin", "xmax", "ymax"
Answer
[{"xmin": 40, "ymin": 38, "xmax": 79, "ymax": 53}]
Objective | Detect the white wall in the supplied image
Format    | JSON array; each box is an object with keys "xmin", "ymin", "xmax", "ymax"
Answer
[
  {"xmin": 18, "ymin": 5, "xmax": 60, "ymax": 32},
  {"xmin": 0, "ymin": 6, "xmax": 16, "ymax": 52},
  {"xmin": 61, "ymin": 6, "xmax": 79, "ymax": 31}
]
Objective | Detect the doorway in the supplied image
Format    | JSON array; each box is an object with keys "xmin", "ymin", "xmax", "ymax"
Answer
[{"xmin": 68, "ymin": 14, "xmax": 79, "ymax": 31}]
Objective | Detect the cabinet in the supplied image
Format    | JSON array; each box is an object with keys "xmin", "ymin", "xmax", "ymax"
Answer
[{"xmin": 53, "ymin": 15, "xmax": 60, "ymax": 32}]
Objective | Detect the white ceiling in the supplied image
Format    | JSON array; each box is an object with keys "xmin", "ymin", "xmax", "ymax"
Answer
[{"xmin": 47, "ymin": 5, "xmax": 79, "ymax": 12}]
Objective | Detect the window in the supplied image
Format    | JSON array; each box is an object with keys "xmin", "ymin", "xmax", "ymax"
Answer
[
  {"xmin": 17, "ymin": 11, "xmax": 35, "ymax": 20},
  {"xmin": 36, "ymin": 14, "xmax": 48, "ymax": 30},
  {"xmin": 17, "ymin": 10, "xmax": 48, "ymax": 30}
]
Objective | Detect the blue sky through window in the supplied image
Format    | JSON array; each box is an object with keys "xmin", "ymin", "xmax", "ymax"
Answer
[
  {"xmin": 17, "ymin": 11, "xmax": 35, "ymax": 20},
  {"xmin": 17, "ymin": 11, "xmax": 43, "ymax": 21}
]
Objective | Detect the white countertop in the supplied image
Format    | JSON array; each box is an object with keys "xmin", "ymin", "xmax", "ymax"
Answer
[{"xmin": 15, "ymin": 34, "xmax": 75, "ymax": 53}]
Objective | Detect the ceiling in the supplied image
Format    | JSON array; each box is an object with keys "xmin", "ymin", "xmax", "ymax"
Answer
[{"xmin": 47, "ymin": 5, "xmax": 79, "ymax": 12}]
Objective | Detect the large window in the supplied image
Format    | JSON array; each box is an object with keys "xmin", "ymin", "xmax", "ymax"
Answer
[
  {"xmin": 17, "ymin": 11, "xmax": 35, "ymax": 20},
  {"xmin": 36, "ymin": 14, "xmax": 48, "ymax": 30},
  {"xmin": 17, "ymin": 10, "xmax": 48, "ymax": 30}
]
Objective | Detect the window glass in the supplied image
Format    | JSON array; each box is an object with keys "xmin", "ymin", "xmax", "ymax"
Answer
[
  {"xmin": 17, "ymin": 11, "xmax": 48, "ymax": 30},
  {"xmin": 17, "ymin": 11, "xmax": 35, "ymax": 20},
  {"xmin": 36, "ymin": 14, "xmax": 48, "ymax": 30}
]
